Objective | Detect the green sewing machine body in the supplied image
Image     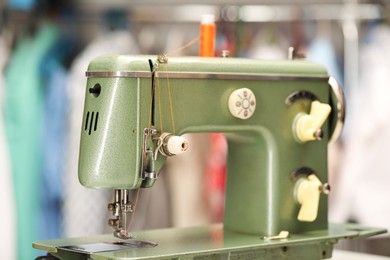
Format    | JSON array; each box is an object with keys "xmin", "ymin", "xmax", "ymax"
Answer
[{"xmin": 33, "ymin": 55, "xmax": 385, "ymax": 259}]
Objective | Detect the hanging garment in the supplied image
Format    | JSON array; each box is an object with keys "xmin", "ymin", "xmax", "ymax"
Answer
[
  {"xmin": 0, "ymin": 35, "xmax": 17, "ymax": 260},
  {"xmin": 329, "ymin": 25, "xmax": 390, "ymax": 232},
  {"xmin": 307, "ymin": 37, "xmax": 343, "ymax": 87},
  {"xmin": 4, "ymin": 24, "xmax": 60, "ymax": 260},
  {"xmin": 39, "ymin": 60, "xmax": 68, "ymax": 240},
  {"xmin": 204, "ymin": 133, "xmax": 226, "ymax": 223},
  {"xmin": 247, "ymin": 27, "xmax": 288, "ymax": 60},
  {"xmin": 8, "ymin": 0, "xmax": 36, "ymax": 11},
  {"xmin": 63, "ymin": 30, "xmax": 143, "ymax": 237}
]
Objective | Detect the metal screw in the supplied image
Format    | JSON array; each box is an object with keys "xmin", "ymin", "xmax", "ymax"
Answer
[
  {"xmin": 321, "ymin": 183, "xmax": 331, "ymax": 194},
  {"xmin": 288, "ymin": 46, "xmax": 306, "ymax": 60},
  {"xmin": 121, "ymin": 204, "xmax": 133, "ymax": 212},
  {"xmin": 314, "ymin": 129, "xmax": 324, "ymax": 140},
  {"xmin": 108, "ymin": 218, "xmax": 119, "ymax": 227},
  {"xmin": 157, "ymin": 54, "xmax": 168, "ymax": 63},
  {"xmin": 108, "ymin": 203, "xmax": 115, "ymax": 212},
  {"xmin": 221, "ymin": 50, "xmax": 230, "ymax": 58}
]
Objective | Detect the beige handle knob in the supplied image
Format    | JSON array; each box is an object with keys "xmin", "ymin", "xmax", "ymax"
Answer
[
  {"xmin": 296, "ymin": 174, "xmax": 322, "ymax": 222},
  {"xmin": 165, "ymin": 135, "xmax": 188, "ymax": 155},
  {"xmin": 157, "ymin": 133, "xmax": 189, "ymax": 157},
  {"xmin": 295, "ymin": 101, "xmax": 332, "ymax": 142}
]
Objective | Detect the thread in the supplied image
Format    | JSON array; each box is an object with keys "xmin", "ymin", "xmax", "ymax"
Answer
[
  {"xmin": 167, "ymin": 36, "xmax": 199, "ymax": 56},
  {"xmin": 127, "ymin": 188, "xmax": 141, "ymax": 232},
  {"xmin": 128, "ymin": 33, "xmax": 202, "ymax": 236},
  {"xmin": 166, "ymin": 71, "xmax": 176, "ymax": 134},
  {"xmin": 157, "ymin": 77, "xmax": 163, "ymax": 132},
  {"xmin": 199, "ymin": 14, "xmax": 216, "ymax": 57},
  {"xmin": 132, "ymin": 32, "xmax": 202, "ymax": 232}
]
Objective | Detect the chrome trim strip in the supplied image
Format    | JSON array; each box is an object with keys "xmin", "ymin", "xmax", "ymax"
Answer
[
  {"xmin": 86, "ymin": 71, "xmax": 328, "ymax": 81},
  {"xmin": 86, "ymin": 71, "xmax": 152, "ymax": 78}
]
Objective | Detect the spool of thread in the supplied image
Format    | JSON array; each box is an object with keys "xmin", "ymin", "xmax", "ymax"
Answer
[{"xmin": 199, "ymin": 14, "xmax": 216, "ymax": 57}]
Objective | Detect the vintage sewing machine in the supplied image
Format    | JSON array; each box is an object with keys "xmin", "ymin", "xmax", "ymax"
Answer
[{"xmin": 34, "ymin": 54, "xmax": 385, "ymax": 259}]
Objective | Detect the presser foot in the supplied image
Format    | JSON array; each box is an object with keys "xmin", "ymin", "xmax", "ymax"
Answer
[
  {"xmin": 113, "ymin": 229, "xmax": 134, "ymax": 240},
  {"xmin": 108, "ymin": 189, "xmax": 134, "ymax": 240}
]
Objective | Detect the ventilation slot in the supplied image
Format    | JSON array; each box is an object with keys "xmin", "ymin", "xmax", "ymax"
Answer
[{"xmin": 84, "ymin": 111, "xmax": 99, "ymax": 135}]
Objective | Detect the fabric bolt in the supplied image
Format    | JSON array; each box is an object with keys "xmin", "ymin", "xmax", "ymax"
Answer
[
  {"xmin": 0, "ymin": 36, "xmax": 17, "ymax": 260},
  {"xmin": 4, "ymin": 24, "xmax": 60, "ymax": 260}
]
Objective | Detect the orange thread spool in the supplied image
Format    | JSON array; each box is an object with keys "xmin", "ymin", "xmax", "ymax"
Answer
[{"xmin": 199, "ymin": 14, "xmax": 216, "ymax": 57}]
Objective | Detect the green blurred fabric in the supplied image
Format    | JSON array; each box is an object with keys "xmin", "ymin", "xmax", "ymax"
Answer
[{"xmin": 4, "ymin": 23, "xmax": 59, "ymax": 260}]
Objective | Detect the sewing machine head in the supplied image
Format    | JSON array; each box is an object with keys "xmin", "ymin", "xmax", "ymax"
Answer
[{"xmin": 79, "ymin": 54, "xmax": 345, "ymax": 239}]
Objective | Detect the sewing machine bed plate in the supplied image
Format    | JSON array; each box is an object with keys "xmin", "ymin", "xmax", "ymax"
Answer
[{"xmin": 34, "ymin": 223, "xmax": 385, "ymax": 260}]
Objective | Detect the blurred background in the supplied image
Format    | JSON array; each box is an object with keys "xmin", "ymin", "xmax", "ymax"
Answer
[{"xmin": 1, "ymin": 0, "xmax": 390, "ymax": 259}]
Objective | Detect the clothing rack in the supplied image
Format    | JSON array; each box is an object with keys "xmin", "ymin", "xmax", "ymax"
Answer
[
  {"xmin": 75, "ymin": 0, "xmax": 383, "ymax": 8},
  {"xmin": 3, "ymin": 2, "xmax": 384, "ymax": 24},
  {"xmin": 72, "ymin": 3, "xmax": 383, "ymax": 23}
]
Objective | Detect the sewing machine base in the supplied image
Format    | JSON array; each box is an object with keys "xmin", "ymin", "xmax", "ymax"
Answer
[{"xmin": 34, "ymin": 223, "xmax": 385, "ymax": 260}]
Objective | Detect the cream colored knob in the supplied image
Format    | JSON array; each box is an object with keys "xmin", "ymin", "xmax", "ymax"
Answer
[
  {"xmin": 228, "ymin": 88, "xmax": 256, "ymax": 119},
  {"xmin": 294, "ymin": 101, "xmax": 331, "ymax": 142},
  {"xmin": 296, "ymin": 174, "xmax": 322, "ymax": 222},
  {"xmin": 158, "ymin": 133, "xmax": 189, "ymax": 157},
  {"xmin": 166, "ymin": 135, "xmax": 188, "ymax": 155}
]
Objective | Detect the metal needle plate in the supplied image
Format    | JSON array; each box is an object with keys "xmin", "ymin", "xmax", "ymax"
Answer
[{"xmin": 58, "ymin": 240, "xmax": 157, "ymax": 254}]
